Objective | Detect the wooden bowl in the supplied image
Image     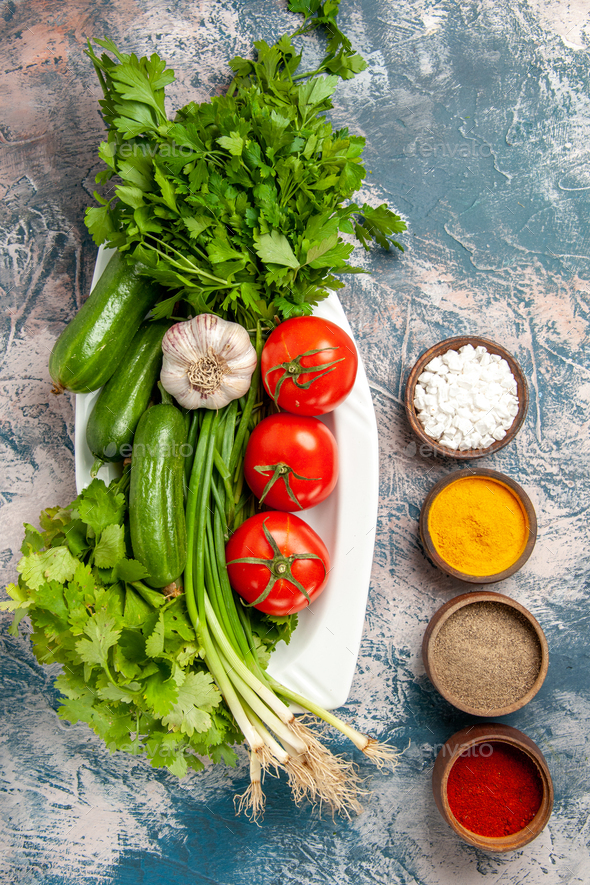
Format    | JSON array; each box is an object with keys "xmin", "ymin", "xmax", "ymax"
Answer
[
  {"xmin": 404, "ymin": 336, "xmax": 528, "ymax": 459},
  {"xmin": 422, "ymin": 590, "xmax": 549, "ymax": 716},
  {"xmin": 432, "ymin": 723, "xmax": 554, "ymax": 852},
  {"xmin": 420, "ymin": 468, "xmax": 537, "ymax": 583}
]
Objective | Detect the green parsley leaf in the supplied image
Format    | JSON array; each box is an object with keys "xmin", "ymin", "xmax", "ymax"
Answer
[
  {"xmin": 161, "ymin": 671, "xmax": 221, "ymax": 736},
  {"xmin": 75, "ymin": 610, "xmax": 121, "ymax": 669},
  {"xmin": 20, "ymin": 524, "xmax": 44, "ymax": 556},
  {"xmin": 217, "ymin": 132, "xmax": 245, "ymax": 157},
  {"xmin": 0, "ymin": 582, "xmax": 33, "ymax": 612},
  {"xmin": 76, "ymin": 479, "xmax": 126, "ymax": 535},
  {"xmin": 94, "ymin": 524, "xmax": 126, "ymax": 568},
  {"xmin": 254, "ymin": 231, "xmax": 300, "ymax": 268},
  {"xmin": 143, "ymin": 668, "xmax": 179, "ymax": 717},
  {"xmin": 122, "ymin": 587, "xmax": 152, "ymax": 628},
  {"xmin": 18, "ymin": 546, "xmax": 79, "ymax": 590},
  {"xmin": 98, "ymin": 681, "xmax": 141, "ymax": 703},
  {"xmin": 114, "ymin": 558, "xmax": 150, "ymax": 584},
  {"xmin": 145, "ymin": 614, "xmax": 166, "ymax": 657}
]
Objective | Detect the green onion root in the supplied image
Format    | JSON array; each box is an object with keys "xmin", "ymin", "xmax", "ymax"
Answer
[{"xmin": 234, "ymin": 751, "xmax": 265, "ymax": 823}]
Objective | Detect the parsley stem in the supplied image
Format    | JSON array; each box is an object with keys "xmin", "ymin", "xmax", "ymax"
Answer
[
  {"xmin": 141, "ymin": 239, "xmax": 232, "ymax": 287},
  {"xmin": 166, "ymin": 228, "xmax": 210, "ymax": 263},
  {"xmin": 291, "ymin": 67, "xmax": 325, "ymax": 81}
]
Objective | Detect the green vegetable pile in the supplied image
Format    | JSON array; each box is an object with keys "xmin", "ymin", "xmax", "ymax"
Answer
[
  {"xmin": 85, "ymin": 0, "xmax": 406, "ymax": 325},
  {"xmin": 2, "ymin": 470, "xmax": 295, "ymax": 778},
  {"xmin": 3, "ymin": 0, "xmax": 404, "ymax": 817}
]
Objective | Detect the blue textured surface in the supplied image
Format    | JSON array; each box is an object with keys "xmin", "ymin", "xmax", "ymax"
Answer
[{"xmin": 1, "ymin": 1, "xmax": 589, "ymax": 882}]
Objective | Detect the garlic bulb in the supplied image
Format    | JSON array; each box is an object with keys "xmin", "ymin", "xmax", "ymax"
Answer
[{"xmin": 160, "ymin": 314, "xmax": 257, "ymax": 409}]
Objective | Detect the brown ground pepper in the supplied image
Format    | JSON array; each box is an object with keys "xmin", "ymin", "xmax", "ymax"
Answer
[{"xmin": 432, "ymin": 601, "xmax": 542, "ymax": 711}]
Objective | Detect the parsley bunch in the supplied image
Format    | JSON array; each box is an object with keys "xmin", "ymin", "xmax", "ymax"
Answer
[
  {"xmin": 85, "ymin": 0, "xmax": 406, "ymax": 326},
  {"xmin": 1, "ymin": 473, "xmax": 293, "ymax": 777}
]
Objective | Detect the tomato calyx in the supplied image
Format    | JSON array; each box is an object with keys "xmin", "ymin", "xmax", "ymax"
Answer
[
  {"xmin": 254, "ymin": 462, "xmax": 321, "ymax": 510},
  {"xmin": 226, "ymin": 518, "xmax": 327, "ymax": 608},
  {"xmin": 264, "ymin": 347, "xmax": 345, "ymax": 407}
]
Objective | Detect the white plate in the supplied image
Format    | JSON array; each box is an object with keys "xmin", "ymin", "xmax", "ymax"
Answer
[{"xmin": 75, "ymin": 248, "xmax": 378, "ymax": 710}]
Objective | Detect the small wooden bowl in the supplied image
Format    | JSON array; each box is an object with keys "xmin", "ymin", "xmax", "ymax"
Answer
[
  {"xmin": 422, "ymin": 590, "xmax": 549, "ymax": 716},
  {"xmin": 405, "ymin": 336, "xmax": 528, "ymax": 459},
  {"xmin": 420, "ymin": 468, "xmax": 537, "ymax": 583},
  {"xmin": 432, "ymin": 722, "xmax": 554, "ymax": 852}
]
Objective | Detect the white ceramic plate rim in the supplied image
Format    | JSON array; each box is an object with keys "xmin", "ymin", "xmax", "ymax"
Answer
[{"xmin": 74, "ymin": 247, "xmax": 379, "ymax": 710}]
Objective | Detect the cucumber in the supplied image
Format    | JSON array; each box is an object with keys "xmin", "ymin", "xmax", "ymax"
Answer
[
  {"xmin": 86, "ymin": 319, "xmax": 171, "ymax": 476},
  {"xmin": 49, "ymin": 250, "xmax": 161, "ymax": 394},
  {"xmin": 129, "ymin": 404, "xmax": 187, "ymax": 589}
]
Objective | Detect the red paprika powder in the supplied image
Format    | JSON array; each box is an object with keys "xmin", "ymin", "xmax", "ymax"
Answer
[{"xmin": 446, "ymin": 741, "xmax": 543, "ymax": 837}]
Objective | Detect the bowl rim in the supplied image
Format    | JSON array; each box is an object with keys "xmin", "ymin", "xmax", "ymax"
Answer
[
  {"xmin": 432, "ymin": 722, "xmax": 554, "ymax": 852},
  {"xmin": 422, "ymin": 589, "xmax": 549, "ymax": 717},
  {"xmin": 419, "ymin": 467, "xmax": 537, "ymax": 583},
  {"xmin": 404, "ymin": 335, "xmax": 529, "ymax": 460}
]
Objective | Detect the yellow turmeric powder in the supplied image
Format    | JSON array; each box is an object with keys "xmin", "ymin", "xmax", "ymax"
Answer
[{"xmin": 427, "ymin": 476, "xmax": 528, "ymax": 576}]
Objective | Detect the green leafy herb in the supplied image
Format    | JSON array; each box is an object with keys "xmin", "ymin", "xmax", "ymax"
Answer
[
  {"xmin": 0, "ymin": 473, "xmax": 242, "ymax": 776},
  {"xmin": 84, "ymin": 0, "xmax": 406, "ymax": 327}
]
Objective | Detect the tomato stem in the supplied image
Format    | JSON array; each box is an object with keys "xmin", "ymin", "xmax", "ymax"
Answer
[
  {"xmin": 254, "ymin": 461, "xmax": 320, "ymax": 509},
  {"xmin": 264, "ymin": 346, "xmax": 345, "ymax": 407}
]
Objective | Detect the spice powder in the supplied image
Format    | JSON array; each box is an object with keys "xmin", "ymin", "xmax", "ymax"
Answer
[
  {"xmin": 447, "ymin": 741, "xmax": 544, "ymax": 837},
  {"xmin": 432, "ymin": 601, "xmax": 542, "ymax": 711},
  {"xmin": 427, "ymin": 475, "xmax": 529, "ymax": 576}
]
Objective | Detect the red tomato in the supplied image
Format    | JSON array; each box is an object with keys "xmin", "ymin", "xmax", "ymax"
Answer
[
  {"xmin": 261, "ymin": 316, "xmax": 358, "ymax": 416},
  {"xmin": 244, "ymin": 414, "xmax": 338, "ymax": 512},
  {"xmin": 225, "ymin": 511, "xmax": 330, "ymax": 615}
]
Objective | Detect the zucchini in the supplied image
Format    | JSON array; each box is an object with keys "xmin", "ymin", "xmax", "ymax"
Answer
[
  {"xmin": 86, "ymin": 319, "xmax": 171, "ymax": 476},
  {"xmin": 129, "ymin": 404, "xmax": 187, "ymax": 589},
  {"xmin": 49, "ymin": 251, "xmax": 160, "ymax": 394}
]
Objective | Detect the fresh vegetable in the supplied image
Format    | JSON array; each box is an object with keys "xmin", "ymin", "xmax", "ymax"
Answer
[
  {"xmin": 226, "ymin": 511, "xmax": 330, "ymax": 615},
  {"xmin": 49, "ymin": 250, "xmax": 161, "ymax": 394},
  {"xmin": 129, "ymin": 404, "xmax": 187, "ymax": 588},
  {"xmin": 160, "ymin": 314, "xmax": 257, "ymax": 409},
  {"xmin": 4, "ymin": 328, "xmax": 398, "ymax": 817},
  {"xmin": 83, "ymin": 0, "xmax": 406, "ymax": 327},
  {"xmin": 244, "ymin": 413, "xmax": 338, "ymax": 511},
  {"xmin": 86, "ymin": 319, "xmax": 171, "ymax": 476},
  {"xmin": 183, "ymin": 380, "xmax": 398, "ymax": 820},
  {"xmin": 261, "ymin": 316, "xmax": 358, "ymax": 414},
  {"xmin": 0, "ymin": 473, "xmax": 243, "ymax": 777},
  {"xmin": 6, "ymin": 0, "xmax": 402, "ymax": 821}
]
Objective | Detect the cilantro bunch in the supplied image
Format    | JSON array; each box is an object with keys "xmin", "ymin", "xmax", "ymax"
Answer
[
  {"xmin": 1, "ymin": 474, "xmax": 292, "ymax": 777},
  {"xmin": 85, "ymin": 0, "xmax": 406, "ymax": 326}
]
